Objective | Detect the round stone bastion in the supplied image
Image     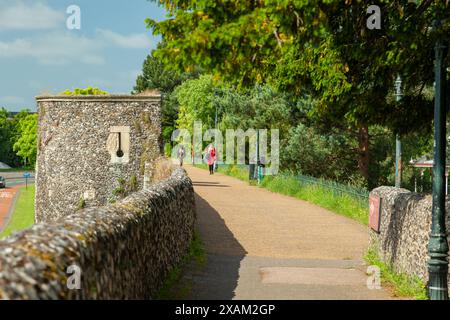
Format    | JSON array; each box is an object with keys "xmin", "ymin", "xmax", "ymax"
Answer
[{"xmin": 35, "ymin": 94, "xmax": 162, "ymax": 223}]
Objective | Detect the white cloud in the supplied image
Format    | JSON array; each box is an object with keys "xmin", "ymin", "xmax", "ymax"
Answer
[
  {"xmin": 0, "ymin": 28, "xmax": 155, "ymax": 65},
  {"xmin": 0, "ymin": 2, "xmax": 154, "ymax": 65},
  {"xmin": 0, "ymin": 31, "xmax": 105, "ymax": 65},
  {"xmin": 96, "ymin": 29, "xmax": 154, "ymax": 49},
  {"xmin": 0, "ymin": 0, "xmax": 153, "ymax": 67},
  {"xmin": 0, "ymin": 1, "xmax": 64, "ymax": 31}
]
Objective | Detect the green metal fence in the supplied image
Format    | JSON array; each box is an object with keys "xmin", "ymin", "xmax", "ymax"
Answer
[{"xmin": 217, "ymin": 164, "xmax": 370, "ymax": 209}]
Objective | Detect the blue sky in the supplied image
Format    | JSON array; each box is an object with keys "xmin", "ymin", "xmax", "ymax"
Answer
[{"xmin": 0, "ymin": 0, "xmax": 166, "ymax": 111}]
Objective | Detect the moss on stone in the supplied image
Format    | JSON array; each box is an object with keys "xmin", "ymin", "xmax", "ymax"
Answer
[{"xmin": 77, "ymin": 198, "xmax": 86, "ymax": 211}]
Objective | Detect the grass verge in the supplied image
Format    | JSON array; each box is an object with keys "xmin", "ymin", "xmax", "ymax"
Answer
[
  {"xmin": 364, "ymin": 247, "xmax": 428, "ymax": 300},
  {"xmin": 0, "ymin": 185, "xmax": 35, "ymax": 239},
  {"xmin": 155, "ymin": 230, "xmax": 206, "ymax": 299},
  {"xmin": 195, "ymin": 164, "xmax": 368, "ymax": 225}
]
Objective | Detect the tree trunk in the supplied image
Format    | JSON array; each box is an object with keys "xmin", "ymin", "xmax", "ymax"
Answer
[{"xmin": 357, "ymin": 124, "xmax": 370, "ymax": 183}]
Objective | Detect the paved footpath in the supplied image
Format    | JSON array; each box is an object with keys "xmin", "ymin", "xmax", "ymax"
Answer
[{"xmin": 180, "ymin": 165, "xmax": 394, "ymax": 300}]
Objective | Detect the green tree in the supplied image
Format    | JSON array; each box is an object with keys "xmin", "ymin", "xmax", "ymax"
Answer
[
  {"xmin": 134, "ymin": 52, "xmax": 187, "ymax": 94},
  {"xmin": 133, "ymin": 48, "xmax": 199, "ymax": 151},
  {"xmin": 176, "ymin": 76, "xmax": 292, "ymax": 133},
  {"xmin": 282, "ymin": 123, "xmax": 361, "ymax": 184},
  {"xmin": 148, "ymin": 0, "xmax": 449, "ymax": 184},
  {"xmin": 175, "ymin": 74, "xmax": 217, "ymax": 131},
  {"xmin": 0, "ymin": 108, "xmax": 29, "ymax": 166},
  {"xmin": 219, "ymin": 84, "xmax": 293, "ymax": 136},
  {"xmin": 0, "ymin": 108, "xmax": 16, "ymax": 166},
  {"xmin": 13, "ymin": 114, "xmax": 37, "ymax": 167}
]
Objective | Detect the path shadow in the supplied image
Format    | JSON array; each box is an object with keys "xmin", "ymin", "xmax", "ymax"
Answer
[
  {"xmin": 192, "ymin": 181, "xmax": 221, "ymax": 184},
  {"xmin": 192, "ymin": 181, "xmax": 231, "ymax": 188},
  {"xmin": 175, "ymin": 193, "xmax": 247, "ymax": 300}
]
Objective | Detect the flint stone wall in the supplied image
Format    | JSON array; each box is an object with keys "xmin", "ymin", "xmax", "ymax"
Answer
[
  {"xmin": 0, "ymin": 168, "xmax": 195, "ymax": 299},
  {"xmin": 370, "ymin": 186, "xmax": 450, "ymax": 288},
  {"xmin": 35, "ymin": 95, "xmax": 162, "ymax": 223}
]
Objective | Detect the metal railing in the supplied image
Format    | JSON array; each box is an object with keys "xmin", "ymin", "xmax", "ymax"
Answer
[
  {"xmin": 283, "ymin": 173, "xmax": 370, "ymax": 208},
  {"xmin": 215, "ymin": 164, "xmax": 370, "ymax": 208}
]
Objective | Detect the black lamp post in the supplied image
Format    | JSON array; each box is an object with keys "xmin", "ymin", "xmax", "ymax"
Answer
[{"xmin": 428, "ymin": 17, "xmax": 449, "ymax": 300}]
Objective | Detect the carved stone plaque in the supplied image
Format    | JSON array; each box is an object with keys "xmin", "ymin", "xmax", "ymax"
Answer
[{"xmin": 107, "ymin": 126, "xmax": 130, "ymax": 164}]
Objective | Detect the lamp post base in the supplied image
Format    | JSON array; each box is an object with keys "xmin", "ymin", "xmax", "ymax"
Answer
[
  {"xmin": 428, "ymin": 264, "xmax": 449, "ymax": 300},
  {"xmin": 428, "ymin": 233, "xmax": 449, "ymax": 300}
]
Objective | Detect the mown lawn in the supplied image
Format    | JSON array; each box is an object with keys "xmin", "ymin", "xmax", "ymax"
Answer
[{"xmin": 0, "ymin": 186, "xmax": 35, "ymax": 238}]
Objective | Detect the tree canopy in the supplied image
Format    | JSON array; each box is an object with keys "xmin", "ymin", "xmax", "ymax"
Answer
[
  {"xmin": 0, "ymin": 109, "xmax": 37, "ymax": 167},
  {"xmin": 0, "ymin": 108, "xmax": 17, "ymax": 166},
  {"xmin": 13, "ymin": 113, "xmax": 37, "ymax": 167},
  {"xmin": 133, "ymin": 48, "xmax": 199, "ymax": 151},
  {"xmin": 148, "ymin": 0, "xmax": 448, "ymax": 132},
  {"xmin": 133, "ymin": 51, "xmax": 191, "ymax": 95}
]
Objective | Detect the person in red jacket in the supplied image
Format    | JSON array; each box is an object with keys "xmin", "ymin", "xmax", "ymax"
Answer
[{"xmin": 205, "ymin": 144, "xmax": 217, "ymax": 175}]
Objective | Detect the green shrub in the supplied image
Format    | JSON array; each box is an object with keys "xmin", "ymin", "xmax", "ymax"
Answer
[
  {"xmin": 129, "ymin": 175, "xmax": 138, "ymax": 192},
  {"xmin": 164, "ymin": 142, "xmax": 172, "ymax": 157},
  {"xmin": 60, "ymin": 86, "xmax": 108, "ymax": 95},
  {"xmin": 77, "ymin": 198, "xmax": 86, "ymax": 211}
]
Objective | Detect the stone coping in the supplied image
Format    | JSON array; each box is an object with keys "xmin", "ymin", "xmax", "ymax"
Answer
[{"xmin": 36, "ymin": 94, "xmax": 161, "ymax": 102}]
